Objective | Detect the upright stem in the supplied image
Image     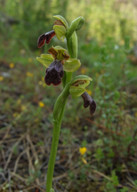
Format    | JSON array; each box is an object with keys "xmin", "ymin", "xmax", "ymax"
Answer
[
  {"xmin": 46, "ymin": 31, "xmax": 78, "ymax": 192},
  {"xmin": 46, "ymin": 107, "xmax": 66, "ymax": 192}
]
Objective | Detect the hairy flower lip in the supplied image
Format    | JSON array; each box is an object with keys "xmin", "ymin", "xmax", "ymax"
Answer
[
  {"xmin": 37, "ymin": 30, "xmax": 55, "ymax": 48},
  {"xmin": 45, "ymin": 60, "xmax": 64, "ymax": 86},
  {"xmin": 82, "ymin": 92, "xmax": 96, "ymax": 115}
]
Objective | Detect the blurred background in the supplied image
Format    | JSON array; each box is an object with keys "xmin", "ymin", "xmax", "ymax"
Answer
[{"xmin": 0, "ymin": 0, "xmax": 137, "ymax": 191}]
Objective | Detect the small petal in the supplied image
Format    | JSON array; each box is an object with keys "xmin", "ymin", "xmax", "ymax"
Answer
[
  {"xmin": 37, "ymin": 30, "xmax": 55, "ymax": 48},
  {"xmin": 36, "ymin": 54, "xmax": 54, "ymax": 67},
  {"xmin": 53, "ymin": 25, "xmax": 66, "ymax": 41},
  {"xmin": 71, "ymin": 75, "xmax": 92, "ymax": 85},
  {"xmin": 48, "ymin": 46, "xmax": 69, "ymax": 61},
  {"xmin": 53, "ymin": 15, "xmax": 68, "ymax": 28}
]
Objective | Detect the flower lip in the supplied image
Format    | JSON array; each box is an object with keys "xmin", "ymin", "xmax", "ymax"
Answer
[
  {"xmin": 45, "ymin": 60, "xmax": 64, "ymax": 86},
  {"xmin": 82, "ymin": 92, "xmax": 96, "ymax": 115},
  {"xmin": 37, "ymin": 30, "xmax": 55, "ymax": 48}
]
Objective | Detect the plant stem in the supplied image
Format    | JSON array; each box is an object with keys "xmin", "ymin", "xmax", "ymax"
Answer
[
  {"xmin": 46, "ymin": 108, "xmax": 66, "ymax": 192},
  {"xmin": 46, "ymin": 31, "xmax": 78, "ymax": 192},
  {"xmin": 46, "ymin": 84, "xmax": 69, "ymax": 192}
]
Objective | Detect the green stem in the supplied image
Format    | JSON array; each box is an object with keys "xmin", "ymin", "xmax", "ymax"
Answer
[
  {"xmin": 46, "ymin": 31, "xmax": 78, "ymax": 192},
  {"xmin": 46, "ymin": 105, "xmax": 67, "ymax": 192}
]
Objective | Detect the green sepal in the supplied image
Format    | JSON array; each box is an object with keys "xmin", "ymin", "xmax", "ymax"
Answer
[
  {"xmin": 64, "ymin": 58, "xmax": 81, "ymax": 72},
  {"xmin": 71, "ymin": 75, "xmax": 92, "ymax": 84},
  {"xmin": 36, "ymin": 54, "xmax": 54, "ymax": 67},
  {"xmin": 53, "ymin": 15, "xmax": 68, "ymax": 28},
  {"xmin": 70, "ymin": 87, "xmax": 85, "ymax": 97},
  {"xmin": 48, "ymin": 46, "xmax": 69, "ymax": 61},
  {"xmin": 70, "ymin": 75, "xmax": 92, "ymax": 97},
  {"xmin": 67, "ymin": 16, "xmax": 85, "ymax": 38},
  {"xmin": 53, "ymin": 25, "xmax": 66, "ymax": 41}
]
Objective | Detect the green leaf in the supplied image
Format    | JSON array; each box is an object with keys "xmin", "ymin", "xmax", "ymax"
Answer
[
  {"xmin": 53, "ymin": 15, "xmax": 68, "ymax": 28},
  {"xmin": 64, "ymin": 58, "xmax": 81, "ymax": 72},
  {"xmin": 36, "ymin": 54, "xmax": 54, "ymax": 67},
  {"xmin": 53, "ymin": 25, "xmax": 66, "ymax": 41}
]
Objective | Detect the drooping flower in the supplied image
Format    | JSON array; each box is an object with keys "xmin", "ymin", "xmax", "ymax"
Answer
[
  {"xmin": 69, "ymin": 75, "xmax": 96, "ymax": 115},
  {"xmin": 81, "ymin": 92, "xmax": 96, "ymax": 115},
  {"xmin": 45, "ymin": 60, "xmax": 64, "ymax": 86},
  {"xmin": 36, "ymin": 46, "xmax": 81, "ymax": 86},
  {"xmin": 37, "ymin": 16, "xmax": 68, "ymax": 48}
]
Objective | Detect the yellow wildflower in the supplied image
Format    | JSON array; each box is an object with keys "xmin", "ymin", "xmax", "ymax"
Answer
[
  {"xmin": 39, "ymin": 101, "xmax": 45, "ymax": 108},
  {"xmin": 39, "ymin": 80, "xmax": 46, "ymax": 87},
  {"xmin": 28, "ymin": 58, "xmax": 33, "ymax": 63},
  {"xmin": 39, "ymin": 81, "xmax": 43, "ymax": 86},
  {"xmin": 21, "ymin": 105, "xmax": 27, "ymax": 111},
  {"xmin": 34, "ymin": 118, "xmax": 39, "ymax": 123},
  {"xmin": 79, "ymin": 147, "xmax": 87, "ymax": 155},
  {"xmin": 13, "ymin": 113, "xmax": 19, "ymax": 117},
  {"xmin": 0, "ymin": 76, "xmax": 4, "ymax": 81},
  {"xmin": 41, "ymin": 77, "xmax": 45, "ymax": 81},
  {"xmin": 43, "ymin": 84, "xmax": 46, "ymax": 88},
  {"xmin": 81, "ymin": 157, "xmax": 87, "ymax": 164},
  {"xmin": 135, "ymin": 112, "xmax": 137, "ymax": 117},
  {"xmin": 17, "ymin": 99, "xmax": 21, "ymax": 105},
  {"xmin": 95, "ymin": 73, "xmax": 99, "ymax": 78},
  {"xmin": 86, "ymin": 89, "xmax": 92, "ymax": 96},
  {"xmin": 26, "ymin": 72, "xmax": 33, "ymax": 77},
  {"xmin": 80, "ymin": 67, "xmax": 87, "ymax": 74},
  {"xmin": 9, "ymin": 63, "xmax": 15, "ymax": 68}
]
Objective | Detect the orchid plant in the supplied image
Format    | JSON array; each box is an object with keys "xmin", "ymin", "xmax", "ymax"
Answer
[{"xmin": 36, "ymin": 15, "xmax": 96, "ymax": 192}]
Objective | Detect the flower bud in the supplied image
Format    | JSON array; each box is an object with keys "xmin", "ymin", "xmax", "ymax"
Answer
[{"xmin": 67, "ymin": 16, "xmax": 85, "ymax": 38}]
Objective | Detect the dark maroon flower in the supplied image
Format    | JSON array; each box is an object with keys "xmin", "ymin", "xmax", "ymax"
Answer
[
  {"xmin": 37, "ymin": 30, "xmax": 55, "ymax": 48},
  {"xmin": 81, "ymin": 92, "xmax": 96, "ymax": 115},
  {"xmin": 45, "ymin": 60, "xmax": 64, "ymax": 86}
]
